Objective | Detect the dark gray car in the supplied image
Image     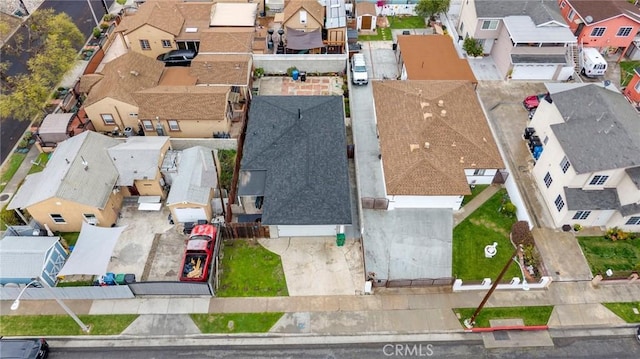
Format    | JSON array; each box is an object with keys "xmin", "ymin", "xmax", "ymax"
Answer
[
  {"xmin": 0, "ymin": 338, "xmax": 49, "ymax": 359},
  {"xmin": 156, "ymin": 49, "xmax": 197, "ymax": 66}
]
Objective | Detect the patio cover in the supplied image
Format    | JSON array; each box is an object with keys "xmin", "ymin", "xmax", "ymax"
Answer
[
  {"xmin": 286, "ymin": 27, "xmax": 324, "ymax": 50},
  {"xmin": 39, "ymin": 113, "xmax": 73, "ymax": 143},
  {"xmin": 58, "ymin": 222, "xmax": 126, "ymax": 276}
]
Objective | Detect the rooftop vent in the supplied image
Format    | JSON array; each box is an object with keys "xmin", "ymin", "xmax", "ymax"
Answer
[
  {"xmin": 438, "ymin": 100, "xmax": 444, "ymax": 107},
  {"xmin": 420, "ymin": 101, "xmax": 429, "ymax": 109},
  {"xmin": 409, "ymin": 144, "xmax": 420, "ymax": 152},
  {"xmin": 440, "ymin": 109, "xmax": 447, "ymax": 117},
  {"xmin": 423, "ymin": 112, "xmax": 433, "ymax": 119}
]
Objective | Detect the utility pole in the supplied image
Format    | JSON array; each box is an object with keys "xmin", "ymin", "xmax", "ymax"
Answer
[{"xmin": 464, "ymin": 244, "xmax": 523, "ymax": 329}]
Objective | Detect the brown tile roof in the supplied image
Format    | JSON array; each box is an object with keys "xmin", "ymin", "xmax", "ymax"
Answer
[
  {"xmin": 372, "ymin": 80, "xmax": 504, "ymax": 196},
  {"xmin": 158, "ymin": 67, "xmax": 198, "ymax": 86},
  {"xmin": 283, "ymin": 0, "xmax": 324, "ymax": 24},
  {"xmin": 116, "ymin": 0, "xmax": 184, "ymax": 36},
  {"xmin": 78, "ymin": 74, "xmax": 104, "ymax": 94},
  {"xmin": 356, "ymin": 1, "xmax": 376, "ymax": 16},
  {"xmin": 132, "ymin": 86, "xmax": 229, "ymax": 120},
  {"xmin": 567, "ymin": 0, "xmax": 640, "ymax": 24},
  {"xmin": 190, "ymin": 54, "xmax": 251, "ymax": 85},
  {"xmin": 397, "ymin": 35, "xmax": 477, "ymax": 84},
  {"xmin": 175, "ymin": 2, "xmax": 214, "ymax": 40},
  {"xmin": 85, "ymin": 52, "xmax": 165, "ymax": 107},
  {"xmin": 198, "ymin": 32, "xmax": 254, "ymax": 53}
]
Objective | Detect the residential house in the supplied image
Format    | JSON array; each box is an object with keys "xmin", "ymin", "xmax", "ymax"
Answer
[
  {"xmin": 395, "ymin": 35, "xmax": 477, "ymax": 84},
  {"xmin": 0, "ymin": 236, "xmax": 68, "ymax": 287},
  {"xmin": 107, "ymin": 136, "xmax": 171, "ymax": 198},
  {"xmin": 81, "ymin": 52, "xmax": 165, "ymax": 134},
  {"xmin": 165, "ymin": 146, "xmax": 218, "ymax": 223},
  {"xmin": 7, "ymin": 132, "xmax": 123, "ymax": 232},
  {"xmin": 356, "ymin": 1, "xmax": 377, "ymax": 31},
  {"xmin": 529, "ymin": 84, "xmax": 640, "ymax": 231},
  {"xmin": 237, "ymin": 96, "xmax": 352, "ymax": 237},
  {"xmin": 623, "ymin": 67, "xmax": 640, "ymax": 107},
  {"xmin": 276, "ymin": 0, "xmax": 326, "ymax": 54},
  {"xmin": 371, "ymin": 80, "xmax": 504, "ymax": 211},
  {"xmin": 557, "ymin": 0, "xmax": 640, "ymax": 57},
  {"xmin": 458, "ymin": 0, "xmax": 576, "ymax": 80}
]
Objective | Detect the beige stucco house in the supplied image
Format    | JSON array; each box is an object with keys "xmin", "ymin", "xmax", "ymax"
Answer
[{"xmin": 279, "ymin": 0, "xmax": 324, "ymax": 32}]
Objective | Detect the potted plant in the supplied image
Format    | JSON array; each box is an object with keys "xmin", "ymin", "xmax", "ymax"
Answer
[
  {"xmin": 92, "ymin": 27, "xmax": 102, "ymax": 39},
  {"xmin": 253, "ymin": 67, "xmax": 265, "ymax": 79},
  {"xmin": 573, "ymin": 224, "xmax": 583, "ymax": 232}
]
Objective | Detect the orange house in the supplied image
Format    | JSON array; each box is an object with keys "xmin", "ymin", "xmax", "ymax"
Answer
[
  {"xmin": 557, "ymin": 0, "xmax": 640, "ymax": 57},
  {"xmin": 623, "ymin": 68, "xmax": 640, "ymax": 104}
]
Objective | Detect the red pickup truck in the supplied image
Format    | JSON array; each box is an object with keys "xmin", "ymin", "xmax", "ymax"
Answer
[{"xmin": 179, "ymin": 224, "xmax": 216, "ymax": 282}]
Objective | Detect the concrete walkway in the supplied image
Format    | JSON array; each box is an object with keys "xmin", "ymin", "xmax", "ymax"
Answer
[
  {"xmin": 0, "ymin": 145, "xmax": 40, "ymax": 209},
  {"xmin": 453, "ymin": 184, "xmax": 501, "ymax": 226}
]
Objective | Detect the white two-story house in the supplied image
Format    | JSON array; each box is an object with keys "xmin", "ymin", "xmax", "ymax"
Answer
[{"xmin": 529, "ymin": 84, "xmax": 640, "ymax": 231}]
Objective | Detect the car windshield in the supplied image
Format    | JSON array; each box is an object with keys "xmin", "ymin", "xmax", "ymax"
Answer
[{"xmin": 354, "ymin": 65, "xmax": 366, "ymax": 72}]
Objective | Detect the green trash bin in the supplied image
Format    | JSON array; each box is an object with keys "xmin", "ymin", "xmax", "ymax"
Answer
[
  {"xmin": 115, "ymin": 273, "xmax": 126, "ymax": 285},
  {"xmin": 336, "ymin": 233, "xmax": 346, "ymax": 247}
]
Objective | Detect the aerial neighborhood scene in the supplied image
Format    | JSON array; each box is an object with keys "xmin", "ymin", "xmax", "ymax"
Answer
[{"xmin": 1, "ymin": 0, "xmax": 640, "ymax": 357}]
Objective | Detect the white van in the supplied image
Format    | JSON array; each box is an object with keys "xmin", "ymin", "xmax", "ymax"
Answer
[
  {"xmin": 351, "ymin": 54, "xmax": 368, "ymax": 85},
  {"xmin": 579, "ymin": 47, "xmax": 607, "ymax": 77}
]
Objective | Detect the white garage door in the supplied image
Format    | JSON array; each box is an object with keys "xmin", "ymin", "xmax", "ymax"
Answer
[
  {"xmin": 173, "ymin": 207, "xmax": 207, "ymax": 223},
  {"xmin": 277, "ymin": 225, "xmax": 337, "ymax": 237},
  {"xmin": 511, "ymin": 64, "xmax": 556, "ymax": 80}
]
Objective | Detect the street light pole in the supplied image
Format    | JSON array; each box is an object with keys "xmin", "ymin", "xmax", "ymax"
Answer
[
  {"xmin": 87, "ymin": 0, "xmax": 100, "ymax": 27},
  {"xmin": 11, "ymin": 278, "xmax": 91, "ymax": 333}
]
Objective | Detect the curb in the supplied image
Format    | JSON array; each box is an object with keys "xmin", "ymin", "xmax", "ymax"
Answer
[{"xmin": 466, "ymin": 325, "xmax": 548, "ymax": 333}]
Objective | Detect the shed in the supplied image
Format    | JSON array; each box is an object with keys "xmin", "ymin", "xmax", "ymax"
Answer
[
  {"xmin": 356, "ymin": 1, "xmax": 377, "ymax": 31},
  {"xmin": 37, "ymin": 113, "xmax": 75, "ymax": 146},
  {"xmin": 0, "ymin": 236, "xmax": 67, "ymax": 287}
]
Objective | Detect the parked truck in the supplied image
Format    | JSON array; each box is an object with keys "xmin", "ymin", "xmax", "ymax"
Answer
[
  {"xmin": 351, "ymin": 53, "xmax": 369, "ymax": 85},
  {"xmin": 579, "ymin": 47, "xmax": 607, "ymax": 78},
  {"xmin": 179, "ymin": 224, "xmax": 217, "ymax": 282}
]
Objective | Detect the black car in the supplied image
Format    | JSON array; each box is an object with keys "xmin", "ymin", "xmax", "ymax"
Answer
[
  {"xmin": 0, "ymin": 338, "xmax": 49, "ymax": 359},
  {"xmin": 156, "ymin": 49, "xmax": 197, "ymax": 66}
]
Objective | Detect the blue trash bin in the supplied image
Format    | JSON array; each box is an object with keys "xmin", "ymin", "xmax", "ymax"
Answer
[{"xmin": 292, "ymin": 69, "xmax": 299, "ymax": 80}]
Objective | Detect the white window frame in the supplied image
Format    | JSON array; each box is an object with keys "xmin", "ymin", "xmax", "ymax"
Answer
[
  {"xmin": 554, "ymin": 195, "xmax": 565, "ymax": 212},
  {"xmin": 544, "ymin": 172, "xmax": 552, "ymax": 188},
  {"xmin": 589, "ymin": 175, "xmax": 609, "ymax": 186},
  {"xmin": 161, "ymin": 39, "xmax": 172, "ymax": 48},
  {"xmin": 83, "ymin": 213, "xmax": 98, "ymax": 225},
  {"xmin": 140, "ymin": 39, "xmax": 151, "ymax": 50},
  {"xmin": 560, "ymin": 0, "xmax": 566, "ymax": 9},
  {"xmin": 590, "ymin": 27, "xmax": 606, "ymax": 37},
  {"xmin": 101, "ymin": 113, "xmax": 115, "ymax": 125},
  {"xmin": 50, "ymin": 214, "xmax": 66, "ymax": 224},
  {"xmin": 573, "ymin": 211, "xmax": 591, "ymax": 220},
  {"xmin": 560, "ymin": 156, "xmax": 571, "ymax": 173},
  {"xmin": 473, "ymin": 169, "xmax": 486, "ymax": 176},
  {"xmin": 635, "ymin": 80, "xmax": 640, "ymax": 92},
  {"xmin": 626, "ymin": 216, "xmax": 640, "ymax": 225},
  {"xmin": 142, "ymin": 120, "xmax": 154, "ymax": 131},
  {"xmin": 617, "ymin": 26, "xmax": 632, "ymax": 37},
  {"xmin": 568, "ymin": 9, "xmax": 575, "ymax": 21},
  {"xmin": 167, "ymin": 120, "xmax": 180, "ymax": 131},
  {"xmin": 481, "ymin": 20, "xmax": 499, "ymax": 31}
]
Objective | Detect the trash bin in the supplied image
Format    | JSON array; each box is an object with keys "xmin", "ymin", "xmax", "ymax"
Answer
[
  {"xmin": 124, "ymin": 274, "xmax": 136, "ymax": 284},
  {"xmin": 336, "ymin": 233, "xmax": 345, "ymax": 247},
  {"xmin": 292, "ymin": 69, "xmax": 299, "ymax": 80},
  {"xmin": 300, "ymin": 72, "xmax": 307, "ymax": 82},
  {"xmin": 115, "ymin": 273, "xmax": 126, "ymax": 285}
]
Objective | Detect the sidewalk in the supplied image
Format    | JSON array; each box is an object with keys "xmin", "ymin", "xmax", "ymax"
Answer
[{"xmin": 0, "ymin": 145, "xmax": 40, "ymax": 208}]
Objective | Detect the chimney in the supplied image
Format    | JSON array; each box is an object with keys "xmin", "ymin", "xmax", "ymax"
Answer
[
  {"xmin": 423, "ymin": 112, "xmax": 433, "ymax": 120},
  {"xmin": 424, "ymin": 142, "xmax": 430, "ymax": 149}
]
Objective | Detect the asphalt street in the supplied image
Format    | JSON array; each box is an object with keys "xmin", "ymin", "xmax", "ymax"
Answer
[{"xmin": 0, "ymin": 0, "xmax": 112, "ymax": 163}]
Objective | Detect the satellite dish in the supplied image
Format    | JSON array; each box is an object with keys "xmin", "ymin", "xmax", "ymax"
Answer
[
  {"xmin": 604, "ymin": 80, "xmax": 611, "ymax": 87},
  {"xmin": 585, "ymin": 15, "xmax": 593, "ymax": 24}
]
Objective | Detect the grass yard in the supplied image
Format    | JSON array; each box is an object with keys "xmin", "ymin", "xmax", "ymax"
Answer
[
  {"xmin": 190, "ymin": 313, "xmax": 284, "ymax": 333},
  {"xmin": 0, "ymin": 152, "xmax": 27, "ymax": 192},
  {"xmin": 454, "ymin": 306, "xmax": 554, "ymax": 328},
  {"xmin": 452, "ymin": 189, "xmax": 520, "ymax": 281},
  {"xmin": 602, "ymin": 302, "xmax": 640, "ymax": 323},
  {"xmin": 461, "ymin": 184, "xmax": 489, "ymax": 207},
  {"xmin": 358, "ymin": 27, "xmax": 392, "ymax": 41},
  {"xmin": 217, "ymin": 239, "xmax": 288, "ymax": 297},
  {"xmin": 620, "ymin": 61, "xmax": 640, "ymax": 87},
  {"xmin": 388, "ymin": 16, "xmax": 426, "ymax": 29},
  {"xmin": 27, "ymin": 152, "xmax": 51, "ymax": 174},
  {"xmin": 577, "ymin": 236, "xmax": 640, "ymax": 275},
  {"xmin": 58, "ymin": 232, "xmax": 80, "ymax": 247},
  {"xmin": 0, "ymin": 314, "xmax": 138, "ymax": 336}
]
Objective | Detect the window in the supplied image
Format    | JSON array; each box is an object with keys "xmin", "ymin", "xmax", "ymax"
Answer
[
  {"xmin": 543, "ymin": 136, "xmax": 549, "ymax": 145},
  {"xmin": 554, "ymin": 195, "xmax": 565, "ymax": 212},
  {"xmin": 481, "ymin": 20, "xmax": 499, "ymax": 30},
  {"xmin": 167, "ymin": 120, "xmax": 180, "ymax": 131},
  {"xmin": 626, "ymin": 216, "xmax": 640, "ymax": 225},
  {"xmin": 573, "ymin": 211, "xmax": 591, "ymax": 220},
  {"xmin": 590, "ymin": 27, "xmax": 606, "ymax": 37},
  {"xmin": 635, "ymin": 80, "xmax": 640, "ymax": 92},
  {"xmin": 617, "ymin": 27, "xmax": 632, "ymax": 37},
  {"xmin": 560, "ymin": 0, "xmax": 566, "ymax": 9},
  {"xmin": 139, "ymin": 39, "xmax": 151, "ymax": 50},
  {"xmin": 101, "ymin": 113, "xmax": 115, "ymax": 125},
  {"xmin": 544, "ymin": 172, "xmax": 553, "ymax": 188},
  {"xmin": 142, "ymin": 120, "xmax": 154, "ymax": 131},
  {"xmin": 560, "ymin": 156, "xmax": 571, "ymax": 173},
  {"xmin": 161, "ymin": 39, "xmax": 172, "ymax": 48},
  {"xmin": 459, "ymin": 22, "xmax": 464, "ymax": 34},
  {"xmin": 473, "ymin": 169, "xmax": 486, "ymax": 176},
  {"xmin": 50, "ymin": 214, "xmax": 66, "ymax": 224},
  {"xmin": 568, "ymin": 9, "xmax": 575, "ymax": 21},
  {"xmin": 83, "ymin": 213, "xmax": 97, "ymax": 224},
  {"xmin": 589, "ymin": 175, "xmax": 609, "ymax": 186},
  {"xmin": 129, "ymin": 113, "xmax": 138, "ymax": 117}
]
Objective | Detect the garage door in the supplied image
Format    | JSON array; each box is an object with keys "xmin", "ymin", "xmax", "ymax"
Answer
[
  {"xmin": 173, "ymin": 207, "xmax": 207, "ymax": 223},
  {"xmin": 511, "ymin": 64, "xmax": 556, "ymax": 80},
  {"xmin": 277, "ymin": 225, "xmax": 337, "ymax": 237}
]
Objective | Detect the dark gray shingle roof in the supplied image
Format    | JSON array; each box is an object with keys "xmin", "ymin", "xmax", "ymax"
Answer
[
  {"xmin": 620, "ymin": 203, "xmax": 640, "ymax": 216},
  {"xmin": 550, "ymin": 85, "xmax": 640, "ymax": 174},
  {"xmin": 626, "ymin": 166, "xmax": 640, "ymax": 189},
  {"xmin": 475, "ymin": 0, "xmax": 565, "ymax": 25},
  {"xmin": 240, "ymin": 96, "xmax": 351, "ymax": 225},
  {"xmin": 564, "ymin": 187, "xmax": 620, "ymax": 211}
]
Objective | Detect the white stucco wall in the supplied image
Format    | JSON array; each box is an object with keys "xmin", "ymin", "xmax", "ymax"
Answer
[
  {"xmin": 457, "ymin": 0, "xmax": 478, "ymax": 39},
  {"xmin": 464, "ymin": 169, "xmax": 498, "ymax": 184}
]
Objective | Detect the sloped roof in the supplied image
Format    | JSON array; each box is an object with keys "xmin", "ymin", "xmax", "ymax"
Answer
[
  {"xmin": 372, "ymin": 80, "xmax": 504, "ymax": 196},
  {"xmin": 198, "ymin": 32, "xmax": 254, "ymax": 53},
  {"xmin": 0, "ymin": 236, "xmax": 60, "ymax": 279},
  {"xmin": 166, "ymin": 146, "xmax": 217, "ymax": 206},
  {"xmin": 566, "ymin": 0, "xmax": 640, "ymax": 24},
  {"xmin": 116, "ymin": 0, "xmax": 184, "ymax": 35},
  {"xmin": 564, "ymin": 187, "xmax": 620, "ymax": 210},
  {"xmin": 158, "ymin": 67, "xmax": 198, "ymax": 86},
  {"xmin": 356, "ymin": 1, "xmax": 376, "ymax": 16},
  {"xmin": 8, "ymin": 132, "xmax": 120, "ymax": 210},
  {"xmin": 503, "ymin": 15, "xmax": 575, "ymax": 43},
  {"xmin": 397, "ymin": 35, "xmax": 477, "ymax": 83},
  {"xmin": 626, "ymin": 166, "xmax": 640, "ymax": 189},
  {"xmin": 190, "ymin": 54, "xmax": 251, "ymax": 85},
  {"xmin": 108, "ymin": 136, "xmax": 170, "ymax": 186},
  {"xmin": 475, "ymin": 0, "xmax": 566, "ymax": 25},
  {"xmin": 550, "ymin": 85, "xmax": 640, "ymax": 173},
  {"xmin": 132, "ymin": 85, "xmax": 229, "ymax": 120},
  {"xmin": 85, "ymin": 52, "xmax": 165, "ymax": 107},
  {"xmin": 78, "ymin": 73, "xmax": 103, "ymax": 94},
  {"xmin": 240, "ymin": 96, "xmax": 352, "ymax": 225},
  {"xmin": 283, "ymin": 0, "xmax": 324, "ymax": 24}
]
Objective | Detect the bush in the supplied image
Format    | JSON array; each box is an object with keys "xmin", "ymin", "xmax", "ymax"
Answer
[
  {"xmin": 286, "ymin": 66, "xmax": 298, "ymax": 77},
  {"xmin": 606, "ymin": 227, "xmax": 630, "ymax": 241},
  {"xmin": 0, "ymin": 206, "xmax": 21, "ymax": 228},
  {"xmin": 573, "ymin": 224, "xmax": 583, "ymax": 232},
  {"xmin": 92, "ymin": 27, "xmax": 102, "ymax": 39},
  {"xmin": 344, "ymin": 97, "xmax": 350, "ymax": 117},
  {"xmin": 463, "ymin": 37, "xmax": 483, "ymax": 57},
  {"xmin": 100, "ymin": 22, "xmax": 110, "ymax": 30},
  {"xmin": 511, "ymin": 221, "xmax": 534, "ymax": 246},
  {"xmin": 502, "ymin": 201, "xmax": 516, "ymax": 217},
  {"xmin": 253, "ymin": 67, "xmax": 264, "ymax": 78}
]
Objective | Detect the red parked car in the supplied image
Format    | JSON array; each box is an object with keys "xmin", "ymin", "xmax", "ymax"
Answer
[
  {"xmin": 179, "ymin": 224, "xmax": 216, "ymax": 282},
  {"xmin": 523, "ymin": 92, "xmax": 552, "ymax": 111}
]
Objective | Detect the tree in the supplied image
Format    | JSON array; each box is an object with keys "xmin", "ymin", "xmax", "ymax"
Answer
[{"xmin": 414, "ymin": 0, "xmax": 451, "ymax": 21}]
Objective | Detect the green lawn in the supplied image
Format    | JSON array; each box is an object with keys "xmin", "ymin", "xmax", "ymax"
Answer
[
  {"xmin": 0, "ymin": 315, "xmax": 138, "ymax": 336},
  {"xmin": 454, "ymin": 306, "xmax": 554, "ymax": 328},
  {"xmin": 452, "ymin": 189, "xmax": 520, "ymax": 281},
  {"xmin": 0, "ymin": 152, "xmax": 27, "ymax": 192},
  {"xmin": 620, "ymin": 61, "xmax": 640, "ymax": 87},
  {"xmin": 190, "ymin": 313, "xmax": 283, "ymax": 333},
  {"xmin": 388, "ymin": 16, "xmax": 426, "ymax": 29},
  {"xmin": 217, "ymin": 239, "xmax": 288, "ymax": 297},
  {"xmin": 577, "ymin": 236, "xmax": 640, "ymax": 275},
  {"xmin": 461, "ymin": 184, "xmax": 489, "ymax": 207},
  {"xmin": 358, "ymin": 27, "xmax": 392, "ymax": 41},
  {"xmin": 602, "ymin": 302, "xmax": 640, "ymax": 323},
  {"xmin": 27, "ymin": 152, "xmax": 51, "ymax": 174},
  {"xmin": 58, "ymin": 232, "xmax": 81, "ymax": 247}
]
